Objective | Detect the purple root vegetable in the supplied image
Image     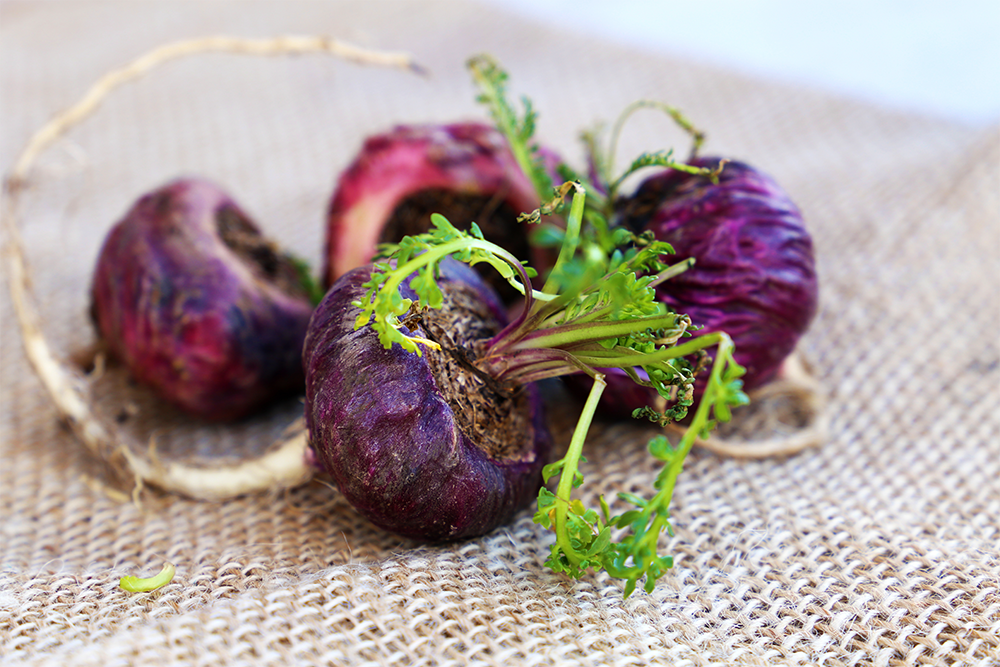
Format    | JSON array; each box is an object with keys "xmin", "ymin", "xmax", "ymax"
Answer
[
  {"xmin": 606, "ymin": 157, "xmax": 818, "ymax": 414},
  {"xmin": 303, "ymin": 258, "xmax": 551, "ymax": 541},
  {"xmin": 323, "ymin": 122, "xmax": 542, "ymax": 295},
  {"xmin": 90, "ymin": 178, "xmax": 316, "ymax": 422}
]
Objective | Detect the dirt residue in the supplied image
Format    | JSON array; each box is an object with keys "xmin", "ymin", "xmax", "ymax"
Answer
[
  {"xmin": 216, "ymin": 204, "xmax": 309, "ymax": 299},
  {"xmin": 406, "ymin": 280, "xmax": 534, "ymax": 462}
]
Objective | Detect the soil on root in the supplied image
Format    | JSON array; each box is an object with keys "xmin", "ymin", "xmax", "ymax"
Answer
[
  {"xmin": 216, "ymin": 204, "xmax": 310, "ymax": 299},
  {"xmin": 405, "ymin": 280, "xmax": 534, "ymax": 462}
]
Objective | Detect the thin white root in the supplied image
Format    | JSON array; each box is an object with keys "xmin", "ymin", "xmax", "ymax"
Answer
[
  {"xmin": 2, "ymin": 35, "xmax": 422, "ymax": 499},
  {"xmin": 120, "ymin": 430, "xmax": 314, "ymax": 502},
  {"xmin": 10, "ymin": 35, "xmax": 423, "ymax": 181},
  {"xmin": 674, "ymin": 352, "xmax": 829, "ymax": 459}
]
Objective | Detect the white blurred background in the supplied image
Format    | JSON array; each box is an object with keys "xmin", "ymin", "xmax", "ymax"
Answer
[{"xmin": 479, "ymin": 0, "xmax": 1000, "ymax": 127}]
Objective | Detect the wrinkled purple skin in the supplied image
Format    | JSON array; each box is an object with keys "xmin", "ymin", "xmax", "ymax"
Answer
[
  {"xmin": 303, "ymin": 259, "xmax": 551, "ymax": 541},
  {"xmin": 90, "ymin": 178, "xmax": 315, "ymax": 422},
  {"xmin": 600, "ymin": 158, "xmax": 819, "ymax": 416}
]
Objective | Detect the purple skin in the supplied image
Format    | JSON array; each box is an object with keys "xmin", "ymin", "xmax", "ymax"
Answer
[
  {"xmin": 303, "ymin": 259, "xmax": 551, "ymax": 541},
  {"xmin": 599, "ymin": 157, "xmax": 818, "ymax": 416},
  {"xmin": 90, "ymin": 178, "xmax": 315, "ymax": 422}
]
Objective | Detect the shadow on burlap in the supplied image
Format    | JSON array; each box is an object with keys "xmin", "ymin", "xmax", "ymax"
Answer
[{"xmin": 1, "ymin": 2, "xmax": 998, "ymax": 665}]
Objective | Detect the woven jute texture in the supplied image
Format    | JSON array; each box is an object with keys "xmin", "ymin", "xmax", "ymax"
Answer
[{"xmin": 2, "ymin": 2, "xmax": 998, "ymax": 665}]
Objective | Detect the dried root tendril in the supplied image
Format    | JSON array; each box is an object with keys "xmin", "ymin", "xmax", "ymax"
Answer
[
  {"xmin": 9, "ymin": 35, "xmax": 424, "ymax": 181},
  {"xmin": 677, "ymin": 352, "xmax": 828, "ymax": 458},
  {"xmin": 2, "ymin": 35, "xmax": 423, "ymax": 500}
]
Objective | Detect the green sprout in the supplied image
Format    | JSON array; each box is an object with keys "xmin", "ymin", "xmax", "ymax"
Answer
[
  {"xmin": 350, "ymin": 55, "xmax": 748, "ymax": 597},
  {"xmin": 119, "ymin": 562, "xmax": 176, "ymax": 593}
]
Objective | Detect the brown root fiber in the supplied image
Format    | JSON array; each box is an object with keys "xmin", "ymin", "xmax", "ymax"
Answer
[{"xmin": 407, "ymin": 281, "xmax": 533, "ymax": 462}]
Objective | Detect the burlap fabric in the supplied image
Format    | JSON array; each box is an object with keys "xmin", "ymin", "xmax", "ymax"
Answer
[{"xmin": 2, "ymin": 2, "xmax": 998, "ymax": 665}]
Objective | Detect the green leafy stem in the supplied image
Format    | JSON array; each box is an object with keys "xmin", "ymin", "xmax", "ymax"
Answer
[
  {"xmin": 470, "ymin": 53, "xmax": 748, "ymax": 595},
  {"xmin": 353, "ymin": 180, "xmax": 748, "ymax": 596},
  {"xmin": 535, "ymin": 332, "xmax": 745, "ymax": 597},
  {"xmin": 468, "ymin": 53, "xmax": 722, "ymax": 228}
]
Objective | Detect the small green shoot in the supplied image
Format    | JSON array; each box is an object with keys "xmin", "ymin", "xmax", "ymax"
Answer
[
  {"xmin": 354, "ymin": 213, "xmax": 539, "ymax": 355},
  {"xmin": 466, "ymin": 54, "xmax": 723, "ymax": 274},
  {"xmin": 289, "ymin": 255, "xmax": 327, "ymax": 307},
  {"xmin": 119, "ymin": 562, "xmax": 176, "ymax": 593},
  {"xmin": 468, "ymin": 54, "xmax": 554, "ymax": 200}
]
